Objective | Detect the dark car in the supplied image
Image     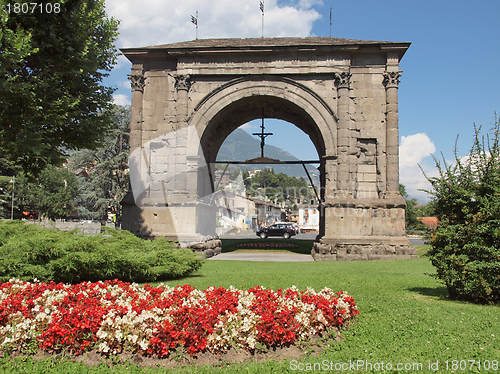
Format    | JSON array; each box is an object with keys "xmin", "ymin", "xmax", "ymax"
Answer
[{"xmin": 256, "ymin": 223, "xmax": 297, "ymax": 239}]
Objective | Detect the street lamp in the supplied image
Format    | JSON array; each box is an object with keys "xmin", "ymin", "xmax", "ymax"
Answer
[{"xmin": 10, "ymin": 176, "xmax": 14, "ymax": 220}]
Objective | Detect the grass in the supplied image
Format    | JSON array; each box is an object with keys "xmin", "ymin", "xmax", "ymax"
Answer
[{"xmin": 1, "ymin": 245, "xmax": 499, "ymax": 373}]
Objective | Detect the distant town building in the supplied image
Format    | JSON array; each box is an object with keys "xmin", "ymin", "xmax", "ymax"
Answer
[
  {"xmin": 214, "ymin": 170, "xmax": 231, "ymax": 188},
  {"xmin": 252, "ymin": 198, "xmax": 285, "ymax": 227},
  {"xmin": 213, "ymin": 190, "xmax": 257, "ymax": 234},
  {"xmin": 417, "ymin": 217, "xmax": 438, "ymax": 230},
  {"xmin": 298, "ymin": 206, "xmax": 319, "ymax": 232}
]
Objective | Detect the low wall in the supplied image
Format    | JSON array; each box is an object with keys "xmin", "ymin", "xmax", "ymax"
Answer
[{"xmin": 26, "ymin": 221, "xmax": 102, "ymax": 235}]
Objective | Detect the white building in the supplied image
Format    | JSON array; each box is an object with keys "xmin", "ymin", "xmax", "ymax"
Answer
[
  {"xmin": 214, "ymin": 191, "xmax": 257, "ymax": 234},
  {"xmin": 298, "ymin": 206, "xmax": 319, "ymax": 232}
]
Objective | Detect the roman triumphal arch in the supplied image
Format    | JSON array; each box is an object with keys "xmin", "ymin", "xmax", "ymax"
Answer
[{"xmin": 121, "ymin": 37, "xmax": 417, "ymax": 260}]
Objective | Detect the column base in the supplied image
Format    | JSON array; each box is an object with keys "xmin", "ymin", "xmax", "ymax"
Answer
[{"xmin": 311, "ymin": 237, "xmax": 417, "ymax": 261}]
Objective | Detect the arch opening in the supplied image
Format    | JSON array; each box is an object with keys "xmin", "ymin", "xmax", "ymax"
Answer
[
  {"xmin": 197, "ymin": 95, "xmax": 326, "ymax": 237},
  {"xmin": 199, "ymin": 95, "xmax": 327, "ymax": 164}
]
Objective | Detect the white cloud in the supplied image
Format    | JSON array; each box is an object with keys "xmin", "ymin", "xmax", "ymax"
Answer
[
  {"xmin": 113, "ymin": 94, "xmax": 131, "ymax": 106},
  {"xmin": 399, "ymin": 133, "xmax": 437, "ymax": 201},
  {"xmin": 119, "ymin": 79, "xmax": 131, "ymax": 89},
  {"xmin": 106, "ymin": 0, "xmax": 322, "ymax": 48}
]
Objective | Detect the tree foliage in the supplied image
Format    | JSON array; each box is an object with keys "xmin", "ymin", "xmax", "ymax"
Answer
[
  {"xmin": 399, "ymin": 184, "xmax": 426, "ymax": 230},
  {"xmin": 69, "ymin": 105, "xmax": 130, "ymax": 224},
  {"xmin": 0, "ymin": 0, "xmax": 119, "ymax": 176},
  {"xmin": 414, "ymin": 201, "xmax": 436, "ymax": 218},
  {"xmin": 424, "ymin": 116, "xmax": 500, "ymax": 304},
  {"xmin": 0, "ymin": 221, "xmax": 203, "ymax": 283},
  {"xmin": 243, "ymin": 168, "xmax": 315, "ymax": 202},
  {"xmin": 16, "ymin": 165, "xmax": 79, "ymax": 220}
]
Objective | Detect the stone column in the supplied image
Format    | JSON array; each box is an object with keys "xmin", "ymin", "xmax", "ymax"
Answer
[
  {"xmin": 174, "ymin": 74, "xmax": 192, "ymax": 124},
  {"xmin": 128, "ymin": 73, "xmax": 146, "ymax": 152},
  {"xmin": 383, "ymin": 71, "xmax": 402, "ymax": 194},
  {"xmin": 335, "ymin": 71, "xmax": 352, "ymax": 195},
  {"xmin": 172, "ymin": 74, "xmax": 193, "ymax": 197}
]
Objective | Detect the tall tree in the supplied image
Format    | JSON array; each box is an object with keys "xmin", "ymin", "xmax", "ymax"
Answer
[
  {"xmin": 0, "ymin": 0, "xmax": 119, "ymax": 176},
  {"xmin": 69, "ymin": 105, "xmax": 130, "ymax": 225}
]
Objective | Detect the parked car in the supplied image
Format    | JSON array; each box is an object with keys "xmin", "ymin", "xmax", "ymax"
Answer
[
  {"xmin": 256, "ymin": 223, "xmax": 296, "ymax": 239},
  {"xmin": 274, "ymin": 222, "xmax": 299, "ymax": 234}
]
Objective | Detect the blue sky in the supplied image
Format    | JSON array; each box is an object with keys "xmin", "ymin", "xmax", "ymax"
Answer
[{"xmin": 105, "ymin": 0, "xmax": 500, "ymax": 200}]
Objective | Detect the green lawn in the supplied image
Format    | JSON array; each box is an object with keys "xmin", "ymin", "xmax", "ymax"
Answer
[{"xmin": 1, "ymin": 246, "xmax": 499, "ymax": 373}]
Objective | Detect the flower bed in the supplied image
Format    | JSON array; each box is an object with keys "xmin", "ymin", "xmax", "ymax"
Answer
[
  {"xmin": 235, "ymin": 242, "xmax": 300, "ymax": 249},
  {"xmin": 0, "ymin": 279, "xmax": 359, "ymax": 357}
]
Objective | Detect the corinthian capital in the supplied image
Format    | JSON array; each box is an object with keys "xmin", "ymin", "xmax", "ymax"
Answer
[
  {"xmin": 128, "ymin": 74, "xmax": 146, "ymax": 92},
  {"xmin": 174, "ymin": 74, "xmax": 192, "ymax": 91},
  {"xmin": 334, "ymin": 71, "xmax": 352, "ymax": 89},
  {"xmin": 383, "ymin": 71, "xmax": 402, "ymax": 88}
]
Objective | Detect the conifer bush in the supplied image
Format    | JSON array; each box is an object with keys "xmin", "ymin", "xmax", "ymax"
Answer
[
  {"xmin": 424, "ymin": 116, "xmax": 500, "ymax": 304},
  {"xmin": 0, "ymin": 220, "xmax": 203, "ymax": 283}
]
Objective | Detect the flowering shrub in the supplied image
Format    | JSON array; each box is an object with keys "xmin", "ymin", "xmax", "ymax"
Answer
[
  {"xmin": 236, "ymin": 242, "xmax": 300, "ymax": 249},
  {"xmin": 0, "ymin": 279, "xmax": 359, "ymax": 357}
]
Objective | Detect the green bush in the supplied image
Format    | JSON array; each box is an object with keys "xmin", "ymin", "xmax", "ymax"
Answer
[
  {"xmin": 424, "ymin": 116, "xmax": 500, "ymax": 304},
  {"xmin": 0, "ymin": 220, "xmax": 203, "ymax": 283}
]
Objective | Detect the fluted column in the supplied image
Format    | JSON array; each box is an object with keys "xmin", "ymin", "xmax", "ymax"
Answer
[
  {"xmin": 173, "ymin": 74, "xmax": 193, "ymax": 196},
  {"xmin": 174, "ymin": 74, "xmax": 192, "ymax": 124},
  {"xmin": 383, "ymin": 71, "xmax": 402, "ymax": 194},
  {"xmin": 128, "ymin": 73, "xmax": 146, "ymax": 152},
  {"xmin": 335, "ymin": 71, "xmax": 352, "ymax": 194}
]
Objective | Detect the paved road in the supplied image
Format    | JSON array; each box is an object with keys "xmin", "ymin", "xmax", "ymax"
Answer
[
  {"xmin": 220, "ymin": 231, "xmax": 318, "ymax": 240},
  {"xmin": 220, "ymin": 231, "xmax": 426, "ymax": 245},
  {"xmin": 211, "ymin": 232, "xmax": 426, "ymax": 262},
  {"xmin": 208, "ymin": 252, "xmax": 315, "ymax": 262}
]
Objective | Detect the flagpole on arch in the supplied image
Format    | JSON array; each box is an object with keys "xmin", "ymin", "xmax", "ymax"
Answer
[
  {"xmin": 329, "ymin": 7, "xmax": 332, "ymax": 37},
  {"xmin": 260, "ymin": 1, "xmax": 264, "ymax": 38},
  {"xmin": 191, "ymin": 11, "xmax": 198, "ymax": 40}
]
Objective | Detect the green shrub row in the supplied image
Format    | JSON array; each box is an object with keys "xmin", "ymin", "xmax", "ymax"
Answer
[{"xmin": 0, "ymin": 220, "xmax": 203, "ymax": 284}]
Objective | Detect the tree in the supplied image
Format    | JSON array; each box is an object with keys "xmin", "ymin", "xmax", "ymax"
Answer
[
  {"xmin": 16, "ymin": 165, "xmax": 79, "ymax": 220},
  {"xmin": 399, "ymin": 184, "xmax": 426, "ymax": 230},
  {"xmin": 0, "ymin": 0, "xmax": 119, "ymax": 176},
  {"xmin": 415, "ymin": 200, "xmax": 436, "ymax": 217},
  {"xmin": 69, "ymin": 105, "xmax": 130, "ymax": 225},
  {"xmin": 424, "ymin": 116, "xmax": 500, "ymax": 304}
]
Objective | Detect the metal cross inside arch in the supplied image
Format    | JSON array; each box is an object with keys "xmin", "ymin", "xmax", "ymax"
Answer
[{"xmin": 252, "ymin": 109, "xmax": 273, "ymax": 158}]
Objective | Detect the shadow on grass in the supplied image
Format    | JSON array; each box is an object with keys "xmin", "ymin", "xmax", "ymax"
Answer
[
  {"xmin": 408, "ymin": 286, "xmax": 449, "ymax": 300},
  {"xmin": 221, "ymin": 238, "xmax": 314, "ymax": 255}
]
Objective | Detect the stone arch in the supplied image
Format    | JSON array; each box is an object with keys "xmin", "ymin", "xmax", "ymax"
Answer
[
  {"xmin": 189, "ymin": 76, "xmax": 337, "ymax": 163},
  {"xmin": 121, "ymin": 37, "xmax": 415, "ymax": 261}
]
